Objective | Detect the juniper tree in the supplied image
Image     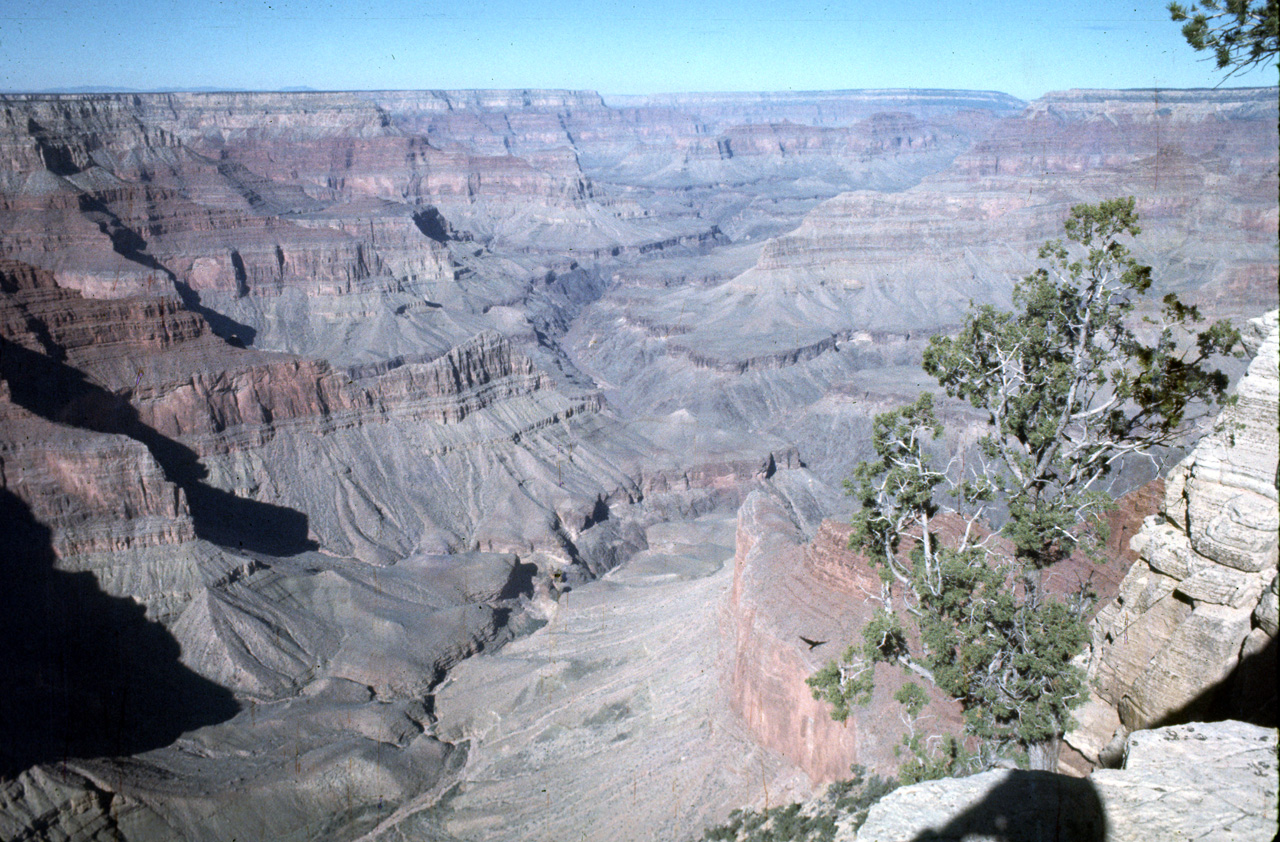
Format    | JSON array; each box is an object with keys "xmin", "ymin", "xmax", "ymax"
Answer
[
  {"xmin": 808, "ymin": 198, "xmax": 1242, "ymax": 772},
  {"xmin": 1167, "ymin": 0, "xmax": 1279, "ymax": 77}
]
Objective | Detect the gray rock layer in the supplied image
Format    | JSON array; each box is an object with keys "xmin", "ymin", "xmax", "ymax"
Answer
[
  {"xmin": 2, "ymin": 87, "xmax": 1276, "ymax": 841},
  {"xmin": 858, "ymin": 721, "xmax": 1278, "ymax": 842}
]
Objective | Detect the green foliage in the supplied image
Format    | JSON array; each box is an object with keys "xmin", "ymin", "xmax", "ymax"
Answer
[
  {"xmin": 893, "ymin": 681, "xmax": 929, "ymax": 718},
  {"xmin": 897, "ymin": 733, "xmax": 975, "ymax": 785},
  {"xmin": 846, "ymin": 393, "xmax": 945, "ymax": 572},
  {"xmin": 892, "ymin": 682, "xmax": 977, "ymax": 783},
  {"xmin": 805, "ymin": 610, "xmax": 910, "ymax": 721},
  {"xmin": 939, "ymin": 594, "xmax": 1091, "ymax": 750},
  {"xmin": 1168, "ymin": 0, "xmax": 1279, "ymax": 75},
  {"xmin": 923, "ymin": 197, "xmax": 1240, "ymax": 569},
  {"xmin": 805, "ymin": 646, "xmax": 865, "ymax": 722},
  {"xmin": 700, "ymin": 766, "xmax": 898, "ymax": 842},
  {"xmin": 812, "ymin": 198, "xmax": 1242, "ymax": 770},
  {"xmin": 830, "ymin": 765, "xmax": 899, "ymax": 828}
]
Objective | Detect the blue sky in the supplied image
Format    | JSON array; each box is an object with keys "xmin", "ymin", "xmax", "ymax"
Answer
[{"xmin": 0, "ymin": 0, "xmax": 1274, "ymax": 99}]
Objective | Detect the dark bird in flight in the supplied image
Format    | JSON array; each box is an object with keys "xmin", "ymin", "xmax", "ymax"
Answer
[{"xmin": 799, "ymin": 636, "xmax": 827, "ymax": 650}]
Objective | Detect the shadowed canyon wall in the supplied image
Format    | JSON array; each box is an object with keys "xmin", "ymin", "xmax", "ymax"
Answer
[{"xmin": 0, "ymin": 86, "xmax": 1275, "ymax": 841}]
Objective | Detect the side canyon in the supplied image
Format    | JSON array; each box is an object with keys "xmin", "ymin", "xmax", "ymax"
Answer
[{"xmin": 0, "ymin": 86, "xmax": 1275, "ymax": 841}]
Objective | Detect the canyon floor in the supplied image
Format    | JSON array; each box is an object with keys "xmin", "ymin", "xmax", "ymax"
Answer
[{"xmin": 0, "ymin": 86, "xmax": 1276, "ymax": 841}]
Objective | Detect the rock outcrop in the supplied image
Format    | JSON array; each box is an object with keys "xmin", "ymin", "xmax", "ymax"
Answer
[
  {"xmin": 720, "ymin": 473, "xmax": 1145, "ymax": 786},
  {"xmin": 720, "ymin": 476, "xmax": 966, "ymax": 783},
  {"xmin": 857, "ymin": 720, "xmax": 1278, "ymax": 842},
  {"xmin": 1069, "ymin": 311, "xmax": 1278, "ymax": 760},
  {"xmin": 1, "ymin": 85, "xmax": 1275, "ymax": 841}
]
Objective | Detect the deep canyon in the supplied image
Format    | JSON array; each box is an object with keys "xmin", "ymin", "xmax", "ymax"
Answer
[{"xmin": 0, "ymin": 86, "xmax": 1276, "ymax": 841}]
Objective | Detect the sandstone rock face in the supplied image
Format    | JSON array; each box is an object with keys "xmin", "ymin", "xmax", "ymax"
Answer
[
  {"xmin": 857, "ymin": 720, "xmax": 1277, "ymax": 842},
  {"xmin": 721, "ymin": 477, "xmax": 965, "ymax": 784},
  {"xmin": 1164, "ymin": 313, "xmax": 1280, "ymax": 573},
  {"xmin": 1073, "ymin": 311, "xmax": 1279, "ymax": 750},
  {"xmin": 0, "ymin": 86, "xmax": 1275, "ymax": 840},
  {"xmin": 719, "ymin": 482, "xmax": 1141, "ymax": 787}
]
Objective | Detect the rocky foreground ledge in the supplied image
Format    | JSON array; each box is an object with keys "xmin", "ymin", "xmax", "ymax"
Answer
[
  {"xmin": 856, "ymin": 720, "xmax": 1277, "ymax": 842},
  {"xmin": 855, "ymin": 314, "xmax": 1279, "ymax": 841}
]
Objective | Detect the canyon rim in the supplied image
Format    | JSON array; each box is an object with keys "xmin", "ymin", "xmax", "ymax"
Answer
[{"xmin": 0, "ymin": 84, "xmax": 1276, "ymax": 841}]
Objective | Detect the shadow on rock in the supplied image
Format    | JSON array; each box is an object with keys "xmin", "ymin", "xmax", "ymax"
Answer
[
  {"xmin": 1, "ymin": 338, "xmax": 316, "ymax": 556},
  {"xmin": 173, "ymin": 279, "xmax": 257, "ymax": 347},
  {"xmin": 1153, "ymin": 632, "xmax": 1279, "ymax": 731},
  {"xmin": 0, "ymin": 489, "xmax": 240, "ymax": 778},
  {"xmin": 912, "ymin": 770, "xmax": 1107, "ymax": 842},
  {"xmin": 498, "ymin": 560, "xmax": 539, "ymax": 600},
  {"xmin": 73, "ymin": 195, "xmax": 257, "ymax": 346}
]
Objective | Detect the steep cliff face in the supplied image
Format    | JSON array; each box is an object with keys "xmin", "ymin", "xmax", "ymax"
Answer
[
  {"xmin": 0, "ymin": 386, "xmax": 195, "ymax": 556},
  {"xmin": 0, "ymin": 255, "xmax": 630, "ymax": 574},
  {"xmin": 0, "ymin": 91, "xmax": 595, "ymax": 324},
  {"xmin": 1, "ymin": 85, "xmax": 1275, "ymax": 841},
  {"xmin": 1069, "ymin": 311, "xmax": 1278, "ymax": 760},
  {"xmin": 721, "ymin": 474, "xmax": 1146, "ymax": 785},
  {"xmin": 721, "ymin": 477, "xmax": 965, "ymax": 783},
  {"xmin": 1, "ymin": 260, "xmax": 201, "ymax": 562}
]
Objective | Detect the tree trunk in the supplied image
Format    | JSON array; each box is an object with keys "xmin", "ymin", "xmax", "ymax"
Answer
[{"xmin": 1026, "ymin": 735, "xmax": 1062, "ymax": 771}]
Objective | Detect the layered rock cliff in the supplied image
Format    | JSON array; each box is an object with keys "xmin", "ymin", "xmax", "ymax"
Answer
[
  {"xmin": 1, "ymin": 85, "xmax": 1275, "ymax": 841},
  {"xmin": 0, "ymin": 252, "xmax": 620, "ymax": 568},
  {"xmin": 1068, "ymin": 311, "xmax": 1279, "ymax": 763},
  {"xmin": 721, "ymin": 477, "xmax": 965, "ymax": 783},
  {"xmin": 720, "ymin": 471, "xmax": 1151, "ymax": 786}
]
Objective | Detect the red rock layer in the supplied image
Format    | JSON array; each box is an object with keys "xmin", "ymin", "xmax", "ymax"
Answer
[
  {"xmin": 722, "ymin": 490, "xmax": 964, "ymax": 783},
  {"xmin": 0, "ymin": 386, "xmax": 194, "ymax": 556},
  {"xmin": 0, "ymin": 254, "xmax": 594, "ymax": 562},
  {"xmin": 722, "ymin": 479, "xmax": 1156, "ymax": 783}
]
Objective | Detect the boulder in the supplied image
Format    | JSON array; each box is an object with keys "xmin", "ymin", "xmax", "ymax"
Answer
[{"xmin": 858, "ymin": 721, "xmax": 1277, "ymax": 842}]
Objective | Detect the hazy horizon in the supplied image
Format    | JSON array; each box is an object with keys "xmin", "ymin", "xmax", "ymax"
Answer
[
  {"xmin": 2, "ymin": 0, "xmax": 1276, "ymax": 102},
  {"xmin": 5, "ymin": 83, "xmax": 1277, "ymax": 102}
]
